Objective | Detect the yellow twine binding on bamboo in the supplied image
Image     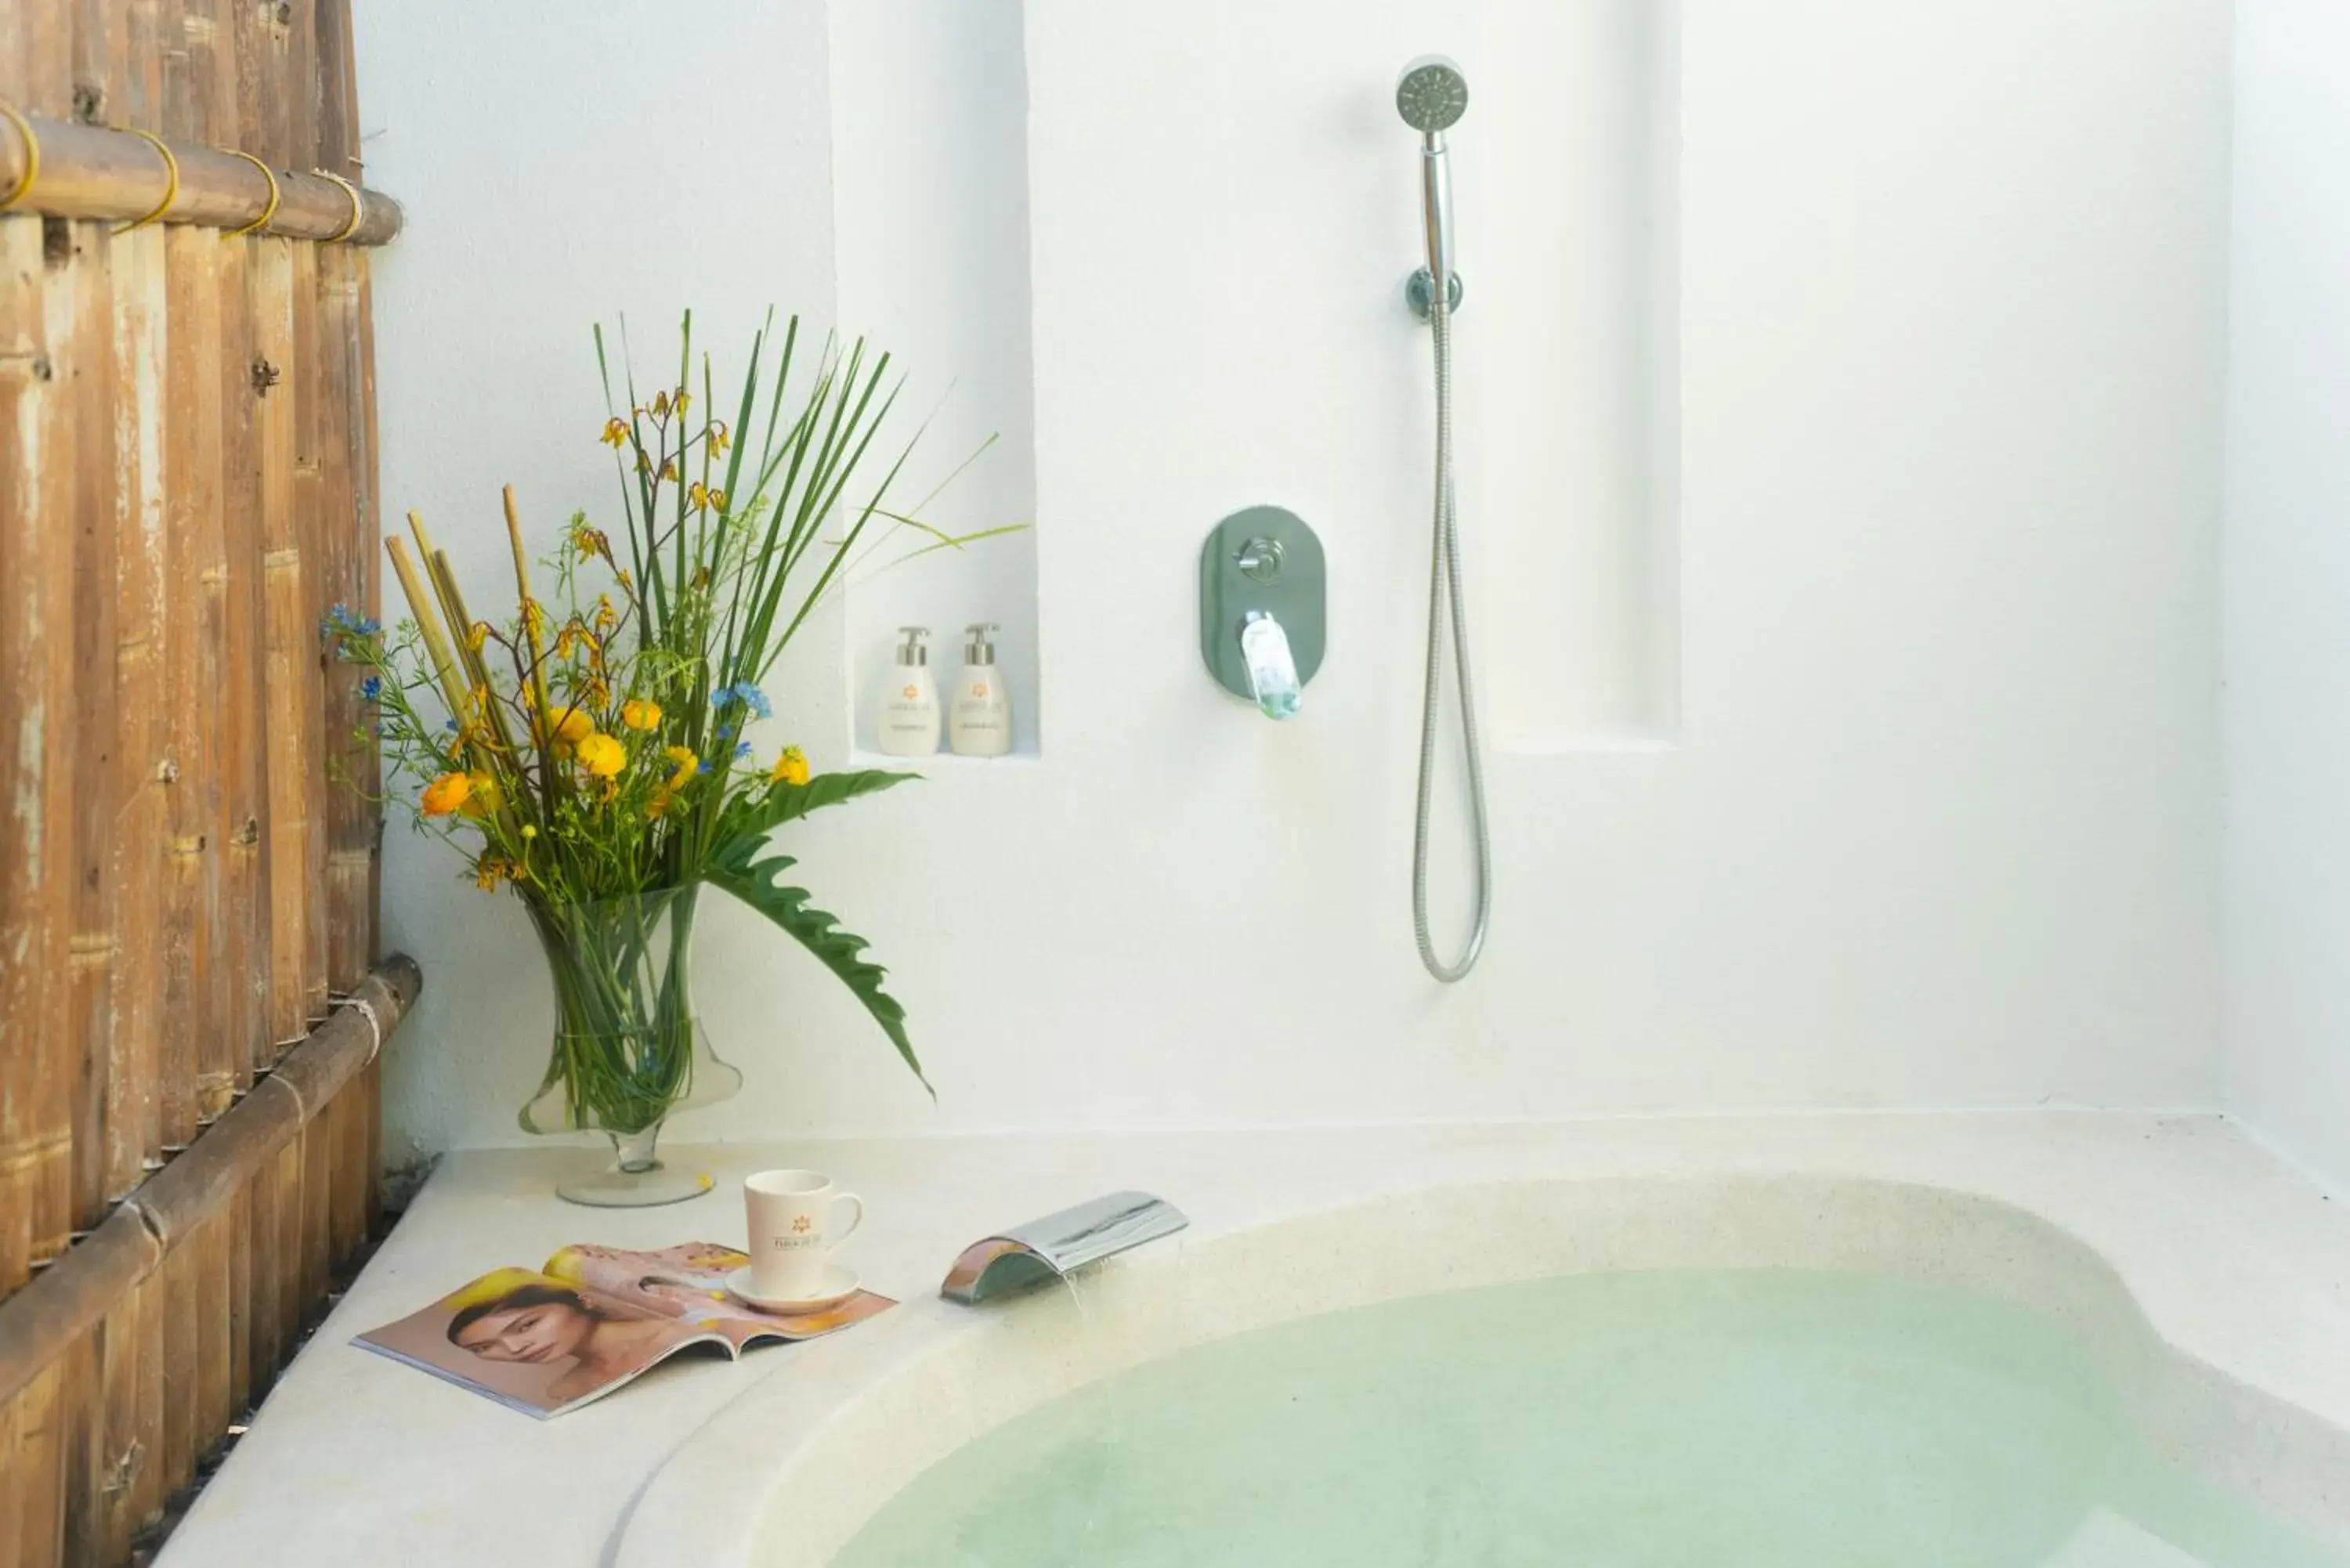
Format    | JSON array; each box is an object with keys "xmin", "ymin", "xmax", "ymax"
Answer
[
  {"xmin": 114, "ymin": 127, "xmax": 179, "ymax": 233},
  {"xmin": 314, "ymin": 167, "xmax": 363, "ymax": 244},
  {"xmin": 226, "ymin": 150, "xmax": 280, "ymax": 237},
  {"xmin": 0, "ymin": 100, "xmax": 38, "ymax": 211}
]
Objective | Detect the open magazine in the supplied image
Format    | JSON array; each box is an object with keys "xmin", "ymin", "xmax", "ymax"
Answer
[{"xmin": 353, "ymin": 1241, "xmax": 893, "ymax": 1417}]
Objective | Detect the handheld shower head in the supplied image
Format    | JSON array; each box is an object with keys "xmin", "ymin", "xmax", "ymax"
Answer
[
  {"xmin": 1395, "ymin": 55, "xmax": 1468, "ymax": 136},
  {"xmin": 1397, "ymin": 56, "xmax": 1466, "ymax": 299}
]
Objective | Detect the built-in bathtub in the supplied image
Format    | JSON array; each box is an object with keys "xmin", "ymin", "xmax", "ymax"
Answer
[{"xmin": 620, "ymin": 1172, "xmax": 2350, "ymax": 1567}]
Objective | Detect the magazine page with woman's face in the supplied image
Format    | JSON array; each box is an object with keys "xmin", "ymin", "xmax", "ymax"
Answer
[
  {"xmin": 353, "ymin": 1244, "xmax": 895, "ymax": 1416},
  {"xmin": 358, "ymin": 1266, "xmax": 703, "ymax": 1416}
]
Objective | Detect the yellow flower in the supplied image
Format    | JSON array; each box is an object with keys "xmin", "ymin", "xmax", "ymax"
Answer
[
  {"xmin": 645, "ymin": 788, "xmax": 674, "ymax": 820},
  {"xmin": 707, "ymin": 421, "xmax": 730, "ymax": 455},
  {"xmin": 465, "ymin": 621, "xmax": 490, "ymax": 655},
  {"xmin": 769, "ymin": 746, "xmax": 809, "ymax": 787},
  {"xmin": 421, "ymin": 771, "xmax": 472, "ymax": 816},
  {"xmin": 599, "ymin": 417, "xmax": 628, "ymax": 448},
  {"xmin": 658, "ymin": 457, "xmax": 678, "ymax": 482},
  {"xmin": 707, "ymin": 487, "xmax": 726, "ymax": 513},
  {"xmin": 687, "ymin": 481, "xmax": 710, "ymax": 513},
  {"xmin": 674, "ymin": 389, "xmax": 691, "ymax": 415},
  {"xmin": 475, "ymin": 859, "xmax": 501, "ymax": 891},
  {"xmin": 575, "ymin": 732, "xmax": 626, "ymax": 778},
  {"xmin": 651, "ymin": 389, "xmax": 671, "ymax": 417},
  {"xmin": 547, "ymin": 706, "xmax": 594, "ymax": 745},
  {"xmin": 621, "ymin": 699, "xmax": 662, "ymax": 732},
  {"xmin": 663, "ymin": 746, "xmax": 699, "ymax": 791}
]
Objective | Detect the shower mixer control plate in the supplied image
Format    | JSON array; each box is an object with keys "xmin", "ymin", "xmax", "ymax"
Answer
[{"xmin": 1200, "ymin": 505, "xmax": 1325, "ymax": 712}]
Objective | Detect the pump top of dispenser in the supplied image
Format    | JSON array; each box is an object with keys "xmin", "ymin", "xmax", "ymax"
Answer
[
  {"xmin": 964, "ymin": 622, "xmax": 1000, "ymax": 667},
  {"xmin": 896, "ymin": 626, "xmax": 931, "ymax": 667}
]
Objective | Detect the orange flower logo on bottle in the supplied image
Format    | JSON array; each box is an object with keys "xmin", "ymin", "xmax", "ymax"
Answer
[{"xmin": 902, "ymin": 684, "xmax": 920, "ymax": 700}]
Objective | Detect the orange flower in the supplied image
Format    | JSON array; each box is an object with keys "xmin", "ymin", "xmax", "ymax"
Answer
[
  {"xmin": 421, "ymin": 771, "xmax": 472, "ymax": 816},
  {"xmin": 621, "ymin": 699, "xmax": 662, "ymax": 732}
]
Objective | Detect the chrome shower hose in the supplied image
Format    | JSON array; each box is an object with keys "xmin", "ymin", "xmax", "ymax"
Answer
[{"xmin": 1411, "ymin": 286, "xmax": 1492, "ymax": 982}]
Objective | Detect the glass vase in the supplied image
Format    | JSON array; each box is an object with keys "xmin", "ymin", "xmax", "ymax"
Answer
[{"xmin": 519, "ymin": 887, "xmax": 742, "ymax": 1207}]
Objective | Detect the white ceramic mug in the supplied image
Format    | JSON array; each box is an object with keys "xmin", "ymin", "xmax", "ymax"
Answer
[{"xmin": 743, "ymin": 1169, "xmax": 866, "ymax": 1298}]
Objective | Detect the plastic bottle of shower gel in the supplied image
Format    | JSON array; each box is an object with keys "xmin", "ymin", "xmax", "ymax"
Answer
[
  {"xmin": 877, "ymin": 627, "xmax": 941, "ymax": 756},
  {"xmin": 949, "ymin": 622, "xmax": 1013, "ymax": 757}
]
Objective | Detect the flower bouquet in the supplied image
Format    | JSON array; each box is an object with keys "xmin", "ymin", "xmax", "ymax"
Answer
[{"xmin": 331, "ymin": 313, "xmax": 1005, "ymax": 1205}]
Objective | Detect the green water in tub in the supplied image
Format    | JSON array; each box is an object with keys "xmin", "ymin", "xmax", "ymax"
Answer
[{"xmin": 827, "ymin": 1270, "xmax": 2348, "ymax": 1568}]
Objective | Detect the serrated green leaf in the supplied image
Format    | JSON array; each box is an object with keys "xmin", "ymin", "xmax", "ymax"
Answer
[{"xmin": 703, "ymin": 822, "xmax": 929, "ymax": 1096}]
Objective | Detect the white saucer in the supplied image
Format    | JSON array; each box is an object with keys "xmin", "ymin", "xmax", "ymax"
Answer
[{"xmin": 724, "ymin": 1263, "xmax": 860, "ymax": 1313}]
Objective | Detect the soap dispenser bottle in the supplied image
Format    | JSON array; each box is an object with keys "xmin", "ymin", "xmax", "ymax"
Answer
[
  {"xmin": 877, "ymin": 626, "xmax": 941, "ymax": 757},
  {"xmin": 949, "ymin": 622, "xmax": 1013, "ymax": 757}
]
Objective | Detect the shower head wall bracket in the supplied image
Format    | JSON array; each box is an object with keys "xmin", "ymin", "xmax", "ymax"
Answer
[{"xmin": 1201, "ymin": 505, "xmax": 1325, "ymax": 710}]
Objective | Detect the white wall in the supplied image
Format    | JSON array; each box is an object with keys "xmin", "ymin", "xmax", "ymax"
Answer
[
  {"xmin": 359, "ymin": 0, "xmax": 2234, "ymax": 1164},
  {"xmin": 2222, "ymin": 0, "xmax": 2350, "ymax": 1196}
]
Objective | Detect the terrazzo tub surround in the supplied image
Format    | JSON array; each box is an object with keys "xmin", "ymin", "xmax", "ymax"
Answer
[
  {"xmin": 628, "ymin": 1171, "xmax": 2350, "ymax": 1567},
  {"xmin": 153, "ymin": 1118, "xmax": 2350, "ymax": 1567}
]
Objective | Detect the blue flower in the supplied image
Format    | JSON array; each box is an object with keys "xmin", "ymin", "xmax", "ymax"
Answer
[
  {"xmin": 320, "ymin": 603, "xmax": 381, "ymax": 644},
  {"xmin": 733, "ymin": 740, "xmax": 753, "ymax": 761},
  {"xmin": 359, "ymin": 674, "xmax": 382, "ymax": 703},
  {"xmin": 711, "ymin": 681, "xmax": 772, "ymax": 721}
]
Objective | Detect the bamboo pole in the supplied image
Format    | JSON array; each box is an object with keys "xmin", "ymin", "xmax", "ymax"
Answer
[
  {"xmin": 0, "ymin": 217, "xmax": 47, "ymax": 1296},
  {"xmin": 31, "ymin": 209, "xmax": 78, "ymax": 1274},
  {"xmin": 157, "ymin": 222, "xmax": 221, "ymax": 1149},
  {"xmin": 220, "ymin": 223, "xmax": 267, "ymax": 1092},
  {"xmin": 0, "ymin": 116, "xmax": 403, "ymax": 245},
  {"xmin": 321, "ymin": 246, "xmax": 368, "ymax": 992},
  {"xmin": 293, "ymin": 237, "xmax": 328, "ymax": 1024},
  {"xmin": 104, "ymin": 222, "xmax": 166, "ymax": 1198},
  {"xmin": 67, "ymin": 216, "xmax": 120, "ymax": 1234},
  {"xmin": 252, "ymin": 234, "xmax": 309, "ymax": 1053}
]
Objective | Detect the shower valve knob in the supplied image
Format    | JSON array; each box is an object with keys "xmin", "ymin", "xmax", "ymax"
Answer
[{"xmin": 1235, "ymin": 537, "xmax": 1284, "ymax": 582}]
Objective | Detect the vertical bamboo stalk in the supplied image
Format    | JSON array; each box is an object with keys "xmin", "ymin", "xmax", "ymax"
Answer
[
  {"xmin": 245, "ymin": 1150, "xmax": 280, "ymax": 1400},
  {"xmin": 193, "ymin": 1213, "xmax": 230, "ymax": 1457},
  {"xmin": 286, "ymin": 0, "xmax": 315, "ymax": 172},
  {"xmin": 272, "ymin": 1137, "xmax": 302, "ymax": 1349},
  {"xmin": 0, "ymin": 216, "xmax": 54, "ymax": 1295},
  {"xmin": 158, "ymin": 223, "xmax": 222, "ymax": 1147},
  {"xmin": 67, "ymin": 217, "xmax": 120, "ymax": 1236},
  {"xmin": 0, "ymin": 1390, "xmax": 20, "ymax": 1568},
  {"xmin": 251, "ymin": 236, "xmax": 309, "ymax": 1055},
  {"xmin": 291, "ymin": 240, "xmax": 329, "ymax": 1024},
  {"xmin": 105, "ymin": 222, "xmax": 167, "ymax": 1198},
  {"xmin": 320, "ymin": 247, "xmax": 369, "ymax": 990},
  {"xmin": 160, "ymin": 1240, "xmax": 197, "ymax": 1503},
  {"xmin": 14, "ymin": 1363, "xmax": 63, "ymax": 1568},
  {"xmin": 219, "ymin": 224, "xmax": 266, "ymax": 1092},
  {"xmin": 30, "ymin": 219, "xmax": 80, "ymax": 1276},
  {"xmin": 300, "ymin": 1101, "xmax": 331, "ymax": 1314},
  {"xmin": 126, "ymin": 1266, "xmax": 163, "ymax": 1536},
  {"xmin": 56, "ymin": 1328, "xmax": 99, "ymax": 1568},
  {"xmin": 94, "ymin": 1291, "xmax": 142, "ymax": 1564}
]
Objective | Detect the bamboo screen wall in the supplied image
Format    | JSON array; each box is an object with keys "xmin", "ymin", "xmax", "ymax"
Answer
[{"xmin": 0, "ymin": 5, "xmax": 417, "ymax": 1564}]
